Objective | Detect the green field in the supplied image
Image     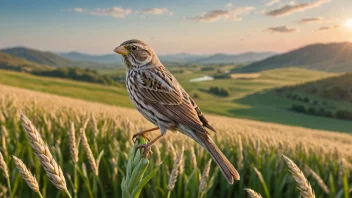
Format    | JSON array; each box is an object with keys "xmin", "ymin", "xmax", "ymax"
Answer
[{"xmin": 1, "ymin": 67, "xmax": 349, "ymax": 132}]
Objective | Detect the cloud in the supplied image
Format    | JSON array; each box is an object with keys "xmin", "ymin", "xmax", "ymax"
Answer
[
  {"xmin": 191, "ymin": 6, "xmax": 255, "ymax": 22},
  {"xmin": 73, "ymin": 7, "xmax": 133, "ymax": 18},
  {"xmin": 317, "ymin": 25, "xmax": 340, "ymax": 31},
  {"xmin": 74, "ymin": 8, "xmax": 84, "ymax": 12},
  {"xmin": 266, "ymin": 0, "xmax": 280, "ymax": 6},
  {"xmin": 225, "ymin": 3, "xmax": 233, "ymax": 8},
  {"xmin": 265, "ymin": 0, "xmax": 332, "ymax": 17},
  {"xmin": 141, "ymin": 8, "xmax": 172, "ymax": 15},
  {"xmin": 298, "ymin": 17, "xmax": 324, "ymax": 23},
  {"xmin": 266, "ymin": 26, "xmax": 298, "ymax": 33}
]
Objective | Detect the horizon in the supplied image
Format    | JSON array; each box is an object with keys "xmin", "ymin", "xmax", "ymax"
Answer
[
  {"xmin": 1, "ymin": 0, "xmax": 352, "ymax": 54},
  {"xmin": 2, "ymin": 40, "xmax": 351, "ymax": 56}
]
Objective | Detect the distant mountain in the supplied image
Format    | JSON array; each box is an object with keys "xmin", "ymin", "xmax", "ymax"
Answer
[
  {"xmin": 58, "ymin": 51, "xmax": 276, "ymax": 65},
  {"xmin": 2, "ymin": 47, "xmax": 73, "ymax": 67},
  {"xmin": 58, "ymin": 52, "xmax": 121, "ymax": 64},
  {"xmin": 0, "ymin": 51, "xmax": 52, "ymax": 72},
  {"xmin": 159, "ymin": 53, "xmax": 208, "ymax": 63},
  {"xmin": 195, "ymin": 52, "xmax": 277, "ymax": 64},
  {"xmin": 1, "ymin": 47, "xmax": 122, "ymax": 69},
  {"xmin": 236, "ymin": 42, "xmax": 352, "ymax": 73},
  {"xmin": 59, "ymin": 51, "xmax": 207, "ymax": 64}
]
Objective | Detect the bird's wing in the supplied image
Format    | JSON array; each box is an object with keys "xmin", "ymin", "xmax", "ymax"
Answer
[
  {"xmin": 187, "ymin": 94, "xmax": 216, "ymax": 132},
  {"xmin": 135, "ymin": 67, "xmax": 183, "ymax": 105},
  {"xmin": 135, "ymin": 67, "xmax": 208, "ymax": 134}
]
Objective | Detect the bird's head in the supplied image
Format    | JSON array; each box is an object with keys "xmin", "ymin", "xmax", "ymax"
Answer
[{"xmin": 114, "ymin": 39, "xmax": 160, "ymax": 69}]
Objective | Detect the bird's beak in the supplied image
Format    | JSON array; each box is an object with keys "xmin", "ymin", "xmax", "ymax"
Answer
[{"xmin": 114, "ymin": 45, "xmax": 129, "ymax": 55}]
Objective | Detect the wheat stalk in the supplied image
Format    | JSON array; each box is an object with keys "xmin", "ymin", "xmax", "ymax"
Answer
[
  {"xmin": 1, "ymin": 150, "xmax": 11, "ymax": 197},
  {"xmin": 68, "ymin": 122, "xmax": 78, "ymax": 164},
  {"xmin": 199, "ymin": 159, "xmax": 212, "ymax": 193},
  {"xmin": 1, "ymin": 125, "xmax": 8, "ymax": 137},
  {"xmin": 167, "ymin": 144, "xmax": 184, "ymax": 193},
  {"xmin": 282, "ymin": 155, "xmax": 315, "ymax": 198},
  {"xmin": 0, "ymin": 152, "xmax": 8, "ymax": 178},
  {"xmin": 68, "ymin": 122, "xmax": 79, "ymax": 198},
  {"xmin": 20, "ymin": 113, "xmax": 71, "ymax": 196},
  {"xmin": 244, "ymin": 188, "xmax": 263, "ymax": 198},
  {"xmin": 253, "ymin": 167, "xmax": 270, "ymax": 197},
  {"xmin": 306, "ymin": 166, "xmax": 329, "ymax": 194},
  {"xmin": 190, "ymin": 147, "xmax": 197, "ymax": 169},
  {"xmin": 12, "ymin": 156, "xmax": 42, "ymax": 195},
  {"xmin": 0, "ymin": 111, "xmax": 5, "ymax": 123},
  {"xmin": 91, "ymin": 113, "xmax": 99, "ymax": 136},
  {"xmin": 237, "ymin": 136, "xmax": 243, "ymax": 169},
  {"xmin": 80, "ymin": 128, "xmax": 98, "ymax": 176}
]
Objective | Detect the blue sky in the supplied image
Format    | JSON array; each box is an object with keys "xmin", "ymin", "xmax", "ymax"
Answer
[{"xmin": 0, "ymin": 0, "xmax": 351, "ymax": 54}]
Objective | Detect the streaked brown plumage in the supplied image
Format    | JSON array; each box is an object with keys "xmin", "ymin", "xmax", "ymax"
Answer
[{"xmin": 114, "ymin": 39, "xmax": 240, "ymax": 184}]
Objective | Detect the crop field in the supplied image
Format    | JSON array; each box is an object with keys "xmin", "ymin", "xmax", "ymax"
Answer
[
  {"xmin": 0, "ymin": 84, "xmax": 351, "ymax": 197},
  {"xmin": 0, "ymin": 68, "xmax": 348, "ymax": 133}
]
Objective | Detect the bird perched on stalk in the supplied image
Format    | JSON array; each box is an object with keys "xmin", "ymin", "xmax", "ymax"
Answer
[{"xmin": 114, "ymin": 39, "xmax": 240, "ymax": 184}]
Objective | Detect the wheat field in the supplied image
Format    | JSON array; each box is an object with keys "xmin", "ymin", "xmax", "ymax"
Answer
[{"xmin": 0, "ymin": 84, "xmax": 351, "ymax": 197}]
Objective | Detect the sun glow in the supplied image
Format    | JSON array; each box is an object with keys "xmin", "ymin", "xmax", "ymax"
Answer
[{"xmin": 344, "ymin": 19, "xmax": 352, "ymax": 30}]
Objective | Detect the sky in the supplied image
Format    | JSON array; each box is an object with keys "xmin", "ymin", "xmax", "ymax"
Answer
[{"xmin": 0, "ymin": 0, "xmax": 352, "ymax": 54}]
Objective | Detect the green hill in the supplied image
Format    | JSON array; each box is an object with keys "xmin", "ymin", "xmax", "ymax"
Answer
[
  {"xmin": 2, "ymin": 47, "xmax": 73, "ymax": 67},
  {"xmin": 0, "ymin": 51, "xmax": 52, "ymax": 71},
  {"xmin": 1, "ymin": 67, "xmax": 349, "ymax": 132},
  {"xmin": 1, "ymin": 47, "xmax": 117, "ymax": 69},
  {"xmin": 278, "ymin": 73, "xmax": 352, "ymax": 103},
  {"xmin": 235, "ymin": 42, "xmax": 352, "ymax": 73},
  {"xmin": 0, "ymin": 51, "xmax": 116, "ymax": 85}
]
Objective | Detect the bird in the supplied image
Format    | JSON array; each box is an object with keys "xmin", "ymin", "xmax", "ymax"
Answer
[{"xmin": 113, "ymin": 39, "xmax": 240, "ymax": 184}]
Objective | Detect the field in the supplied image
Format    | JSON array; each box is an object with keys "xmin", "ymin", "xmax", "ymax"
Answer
[
  {"xmin": 1, "ymin": 67, "xmax": 349, "ymax": 133},
  {"xmin": 0, "ymin": 84, "xmax": 351, "ymax": 197}
]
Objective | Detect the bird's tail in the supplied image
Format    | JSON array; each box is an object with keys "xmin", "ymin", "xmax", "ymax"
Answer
[{"xmin": 197, "ymin": 133, "xmax": 240, "ymax": 184}]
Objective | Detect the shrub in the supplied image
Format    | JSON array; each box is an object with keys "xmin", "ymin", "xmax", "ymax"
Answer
[
  {"xmin": 208, "ymin": 86, "xmax": 230, "ymax": 97},
  {"xmin": 335, "ymin": 110, "xmax": 352, "ymax": 120}
]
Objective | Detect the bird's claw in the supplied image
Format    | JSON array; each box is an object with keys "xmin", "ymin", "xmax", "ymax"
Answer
[
  {"xmin": 135, "ymin": 143, "xmax": 153, "ymax": 158},
  {"xmin": 132, "ymin": 133, "xmax": 150, "ymax": 143}
]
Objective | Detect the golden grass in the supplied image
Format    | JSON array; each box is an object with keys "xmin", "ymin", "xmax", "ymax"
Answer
[
  {"xmin": 0, "ymin": 84, "xmax": 350, "ymax": 159},
  {"xmin": 0, "ymin": 83, "xmax": 351, "ymax": 197}
]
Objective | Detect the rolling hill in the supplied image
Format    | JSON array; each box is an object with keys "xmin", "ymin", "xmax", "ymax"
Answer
[
  {"xmin": 0, "ymin": 51, "xmax": 52, "ymax": 71},
  {"xmin": 235, "ymin": 42, "xmax": 352, "ymax": 73},
  {"xmin": 279, "ymin": 73, "xmax": 352, "ymax": 103},
  {"xmin": 0, "ymin": 50, "xmax": 117, "ymax": 85},
  {"xmin": 1, "ymin": 67, "xmax": 348, "ymax": 132},
  {"xmin": 2, "ymin": 47, "xmax": 73, "ymax": 67},
  {"xmin": 195, "ymin": 52, "xmax": 276, "ymax": 64},
  {"xmin": 1, "ymin": 47, "xmax": 121, "ymax": 69}
]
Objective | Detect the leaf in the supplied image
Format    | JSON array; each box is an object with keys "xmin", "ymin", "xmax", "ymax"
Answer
[
  {"xmin": 121, "ymin": 177, "xmax": 130, "ymax": 198},
  {"xmin": 131, "ymin": 162, "xmax": 162, "ymax": 198},
  {"xmin": 96, "ymin": 150, "xmax": 105, "ymax": 170},
  {"xmin": 128, "ymin": 158, "xmax": 149, "ymax": 193},
  {"xmin": 77, "ymin": 166, "xmax": 93, "ymax": 198}
]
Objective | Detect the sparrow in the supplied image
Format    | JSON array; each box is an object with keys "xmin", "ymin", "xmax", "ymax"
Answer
[{"xmin": 114, "ymin": 39, "xmax": 240, "ymax": 184}]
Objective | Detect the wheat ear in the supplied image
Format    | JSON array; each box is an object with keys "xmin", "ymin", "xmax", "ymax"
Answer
[
  {"xmin": 12, "ymin": 156, "xmax": 40, "ymax": 192},
  {"xmin": 199, "ymin": 159, "xmax": 212, "ymax": 193},
  {"xmin": 0, "ymin": 151, "xmax": 9, "ymax": 179},
  {"xmin": 306, "ymin": 166, "xmax": 329, "ymax": 194},
  {"xmin": 68, "ymin": 122, "xmax": 78, "ymax": 164},
  {"xmin": 244, "ymin": 188, "xmax": 263, "ymax": 198},
  {"xmin": 282, "ymin": 155, "xmax": 315, "ymax": 198},
  {"xmin": 0, "ymin": 151, "xmax": 12, "ymax": 197},
  {"xmin": 80, "ymin": 128, "xmax": 98, "ymax": 176},
  {"xmin": 167, "ymin": 144, "xmax": 184, "ymax": 192},
  {"xmin": 20, "ymin": 113, "xmax": 70, "ymax": 196}
]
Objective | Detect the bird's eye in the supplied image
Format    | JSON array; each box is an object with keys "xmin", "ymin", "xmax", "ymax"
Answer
[{"xmin": 131, "ymin": 45, "xmax": 138, "ymax": 51}]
